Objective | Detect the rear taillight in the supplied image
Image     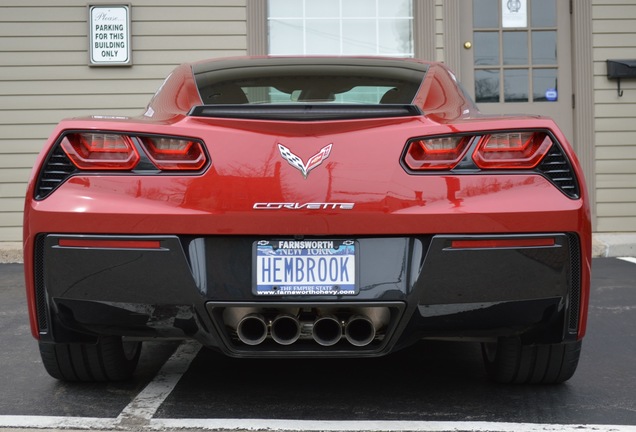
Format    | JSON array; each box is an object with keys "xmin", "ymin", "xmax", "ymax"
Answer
[
  {"xmin": 36, "ymin": 132, "xmax": 208, "ymax": 199},
  {"xmin": 140, "ymin": 137, "xmax": 207, "ymax": 170},
  {"xmin": 472, "ymin": 132, "xmax": 552, "ymax": 169},
  {"xmin": 60, "ymin": 133, "xmax": 140, "ymax": 170},
  {"xmin": 403, "ymin": 131, "xmax": 554, "ymax": 171},
  {"xmin": 58, "ymin": 132, "xmax": 208, "ymax": 172},
  {"xmin": 403, "ymin": 136, "xmax": 471, "ymax": 170}
]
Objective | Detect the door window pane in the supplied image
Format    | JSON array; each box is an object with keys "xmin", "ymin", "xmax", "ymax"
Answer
[
  {"xmin": 533, "ymin": 68, "xmax": 558, "ymax": 101},
  {"xmin": 473, "ymin": 0, "xmax": 499, "ymax": 28},
  {"xmin": 532, "ymin": 31, "xmax": 557, "ymax": 65},
  {"xmin": 531, "ymin": 0, "xmax": 556, "ymax": 27},
  {"xmin": 474, "ymin": 32, "xmax": 500, "ymax": 65},
  {"xmin": 503, "ymin": 31, "xmax": 528, "ymax": 65},
  {"xmin": 475, "ymin": 69, "xmax": 500, "ymax": 102},
  {"xmin": 504, "ymin": 69, "xmax": 528, "ymax": 102},
  {"xmin": 472, "ymin": 0, "xmax": 559, "ymax": 104}
]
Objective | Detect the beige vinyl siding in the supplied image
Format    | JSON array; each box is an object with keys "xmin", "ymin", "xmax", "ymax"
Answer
[
  {"xmin": 0, "ymin": 0, "xmax": 248, "ymax": 243},
  {"xmin": 592, "ymin": 0, "xmax": 636, "ymax": 232}
]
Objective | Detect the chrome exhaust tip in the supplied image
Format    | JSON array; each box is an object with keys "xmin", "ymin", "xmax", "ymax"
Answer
[
  {"xmin": 271, "ymin": 314, "xmax": 301, "ymax": 345},
  {"xmin": 344, "ymin": 308, "xmax": 390, "ymax": 347},
  {"xmin": 312, "ymin": 315, "xmax": 343, "ymax": 346},
  {"xmin": 237, "ymin": 313, "xmax": 268, "ymax": 346},
  {"xmin": 344, "ymin": 315, "xmax": 376, "ymax": 347}
]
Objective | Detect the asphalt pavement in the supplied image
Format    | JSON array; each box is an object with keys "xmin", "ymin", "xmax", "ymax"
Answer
[{"xmin": 0, "ymin": 259, "xmax": 634, "ymax": 431}]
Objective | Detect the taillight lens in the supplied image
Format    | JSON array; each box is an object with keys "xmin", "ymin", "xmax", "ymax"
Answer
[
  {"xmin": 59, "ymin": 132, "xmax": 208, "ymax": 172},
  {"xmin": 60, "ymin": 133, "xmax": 140, "ymax": 170},
  {"xmin": 140, "ymin": 137, "xmax": 207, "ymax": 170},
  {"xmin": 404, "ymin": 136, "xmax": 471, "ymax": 170},
  {"xmin": 403, "ymin": 131, "xmax": 554, "ymax": 171},
  {"xmin": 472, "ymin": 132, "xmax": 552, "ymax": 169}
]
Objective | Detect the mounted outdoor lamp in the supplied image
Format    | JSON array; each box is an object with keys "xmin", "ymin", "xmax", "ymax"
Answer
[{"xmin": 606, "ymin": 59, "xmax": 636, "ymax": 97}]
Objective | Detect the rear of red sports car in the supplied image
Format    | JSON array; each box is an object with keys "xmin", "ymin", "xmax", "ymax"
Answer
[{"xmin": 23, "ymin": 57, "xmax": 591, "ymax": 384}]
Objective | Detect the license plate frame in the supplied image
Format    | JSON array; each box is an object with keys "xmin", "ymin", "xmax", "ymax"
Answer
[{"xmin": 253, "ymin": 239, "xmax": 357, "ymax": 296}]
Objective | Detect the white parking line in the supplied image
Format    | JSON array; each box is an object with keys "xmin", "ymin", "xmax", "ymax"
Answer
[
  {"xmin": 618, "ymin": 257, "xmax": 636, "ymax": 265},
  {"xmin": 2, "ymin": 340, "xmax": 635, "ymax": 432},
  {"xmin": 0, "ymin": 415, "xmax": 116, "ymax": 429},
  {"xmin": 1, "ymin": 416, "xmax": 635, "ymax": 432},
  {"xmin": 149, "ymin": 420, "xmax": 636, "ymax": 432},
  {"xmin": 116, "ymin": 339, "xmax": 201, "ymax": 424}
]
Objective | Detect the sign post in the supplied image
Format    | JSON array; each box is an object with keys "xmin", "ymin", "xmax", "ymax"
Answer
[{"xmin": 88, "ymin": 4, "xmax": 132, "ymax": 66}]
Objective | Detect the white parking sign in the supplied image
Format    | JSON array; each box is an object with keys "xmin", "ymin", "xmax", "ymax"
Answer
[{"xmin": 89, "ymin": 5, "xmax": 132, "ymax": 66}]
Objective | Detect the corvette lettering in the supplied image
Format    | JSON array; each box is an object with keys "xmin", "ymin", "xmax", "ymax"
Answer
[{"xmin": 253, "ymin": 203, "xmax": 355, "ymax": 210}]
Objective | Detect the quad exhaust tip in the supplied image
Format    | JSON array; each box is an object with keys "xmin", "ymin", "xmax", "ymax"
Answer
[
  {"xmin": 312, "ymin": 315, "xmax": 343, "ymax": 346},
  {"xmin": 228, "ymin": 307, "xmax": 390, "ymax": 348},
  {"xmin": 236, "ymin": 313, "xmax": 268, "ymax": 346},
  {"xmin": 345, "ymin": 315, "xmax": 376, "ymax": 347},
  {"xmin": 271, "ymin": 314, "xmax": 301, "ymax": 345}
]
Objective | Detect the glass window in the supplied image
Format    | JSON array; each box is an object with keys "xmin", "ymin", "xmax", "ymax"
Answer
[
  {"xmin": 503, "ymin": 31, "xmax": 528, "ymax": 65},
  {"xmin": 269, "ymin": 19, "xmax": 303, "ymax": 54},
  {"xmin": 474, "ymin": 32, "xmax": 500, "ymax": 66},
  {"xmin": 475, "ymin": 69, "xmax": 500, "ymax": 102},
  {"xmin": 533, "ymin": 68, "xmax": 558, "ymax": 101},
  {"xmin": 504, "ymin": 69, "xmax": 528, "ymax": 102},
  {"xmin": 378, "ymin": 19, "xmax": 413, "ymax": 55},
  {"xmin": 268, "ymin": 0, "xmax": 302, "ymax": 17},
  {"xmin": 532, "ymin": 31, "xmax": 557, "ymax": 65},
  {"xmin": 195, "ymin": 61, "xmax": 426, "ymax": 105},
  {"xmin": 473, "ymin": 0, "xmax": 499, "ymax": 28},
  {"xmin": 379, "ymin": 0, "xmax": 412, "ymax": 17},
  {"xmin": 342, "ymin": 0, "xmax": 375, "ymax": 17},
  {"xmin": 531, "ymin": 0, "xmax": 556, "ymax": 27},
  {"xmin": 306, "ymin": 19, "xmax": 340, "ymax": 54},
  {"xmin": 334, "ymin": 86, "xmax": 398, "ymax": 104},
  {"xmin": 268, "ymin": 0, "xmax": 413, "ymax": 56},
  {"xmin": 306, "ymin": 0, "xmax": 339, "ymax": 17},
  {"xmin": 342, "ymin": 20, "xmax": 377, "ymax": 55},
  {"xmin": 472, "ymin": 0, "xmax": 559, "ymax": 103}
]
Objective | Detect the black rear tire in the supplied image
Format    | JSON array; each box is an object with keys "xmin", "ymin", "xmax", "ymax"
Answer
[
  {"xmin": 39, "ymin": 336, "xmax": 141, "ymax": 382},
  {"xmin": 482, "ymin": 337, "xmax": 582, "ymax": 384}
]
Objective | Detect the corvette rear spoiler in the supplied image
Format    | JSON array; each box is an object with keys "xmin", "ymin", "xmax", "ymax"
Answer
[{"xmin": 188, "ymin": 104, "xmax": 423, "ymax": 121}]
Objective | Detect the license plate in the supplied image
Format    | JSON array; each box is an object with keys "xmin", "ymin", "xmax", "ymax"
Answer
[{"xmin": 254, "ymin": 239, "xmax": 357, "ymax": 296}]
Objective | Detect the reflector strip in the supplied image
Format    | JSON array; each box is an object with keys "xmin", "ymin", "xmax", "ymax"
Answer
[
  {"xmin": 58, "ymin": 239, "xmax": 162, "ymax": 249},
  {"xmin": 451, "ymin": 238, "xmax": 555, "ymax": 249}
]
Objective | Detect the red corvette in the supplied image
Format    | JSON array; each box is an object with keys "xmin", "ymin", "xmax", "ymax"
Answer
[{"xmin": 23, "ymin": 57, "xmax": 591, "ymax": 384}]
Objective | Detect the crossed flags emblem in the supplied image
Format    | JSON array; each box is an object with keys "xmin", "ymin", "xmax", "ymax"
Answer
[{"xmin": 278, "ymin": 143, "xmax": 332, "ymax": 179}]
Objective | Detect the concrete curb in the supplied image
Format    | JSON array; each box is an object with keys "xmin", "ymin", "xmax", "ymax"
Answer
[
  {"xmin": 1, "ymin": 235, "xmax": 635, "ymax": 264},
  {"xmin": 591, "ymin": 233, "xmax": 636, "ymax": 258},
  {"xmin": 0, "ymin": 242, "xmax": 22, "ymax": 264}
]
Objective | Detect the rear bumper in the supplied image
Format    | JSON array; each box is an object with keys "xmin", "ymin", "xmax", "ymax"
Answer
[{"xmin": 31, "ymin": 232, "xmax": 585, "ymax": 357}]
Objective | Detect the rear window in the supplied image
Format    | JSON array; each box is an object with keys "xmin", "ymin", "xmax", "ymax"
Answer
[
  {"xmin": 193, "ymin": 60, "xmax": 427, "ymax": 105},
  {"xmin": 265, "ymin": 84, "xmax": 401, "ymax": 104}
]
